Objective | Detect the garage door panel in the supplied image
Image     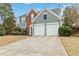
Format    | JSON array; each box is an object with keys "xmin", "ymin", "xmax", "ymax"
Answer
[
  {"xmin": 34, "ymin": 24, "xmax": 45, "ymax": 36},
  {"xmin": 46, "ymin": 23, "xmax": 59, "ymax": 36}
]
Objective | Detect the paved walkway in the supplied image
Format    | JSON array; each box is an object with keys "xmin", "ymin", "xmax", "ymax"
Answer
[{"xmin": 0, "ymin": 36, "xmax": 68, "ymax": 56}]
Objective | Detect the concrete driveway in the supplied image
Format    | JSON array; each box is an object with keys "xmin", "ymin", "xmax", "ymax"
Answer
[{"xmin": 0, "ymin": 36, "xmax": 68, "ymax": 56}]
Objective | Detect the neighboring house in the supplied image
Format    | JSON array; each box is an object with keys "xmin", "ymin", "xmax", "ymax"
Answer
[
  {"xmin": 29, "ymin": 8, "xmax": 62, "ymax": 36},
  {"xmin": 19, "ymin": 14, "xmax": 27, "ymax": 31},
  {"xmin": 19, "ymin": 8, "xmax": 62, "ymax": 36}
]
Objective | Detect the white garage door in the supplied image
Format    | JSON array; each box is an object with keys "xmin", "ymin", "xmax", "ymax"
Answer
[
  {"xmin": 34, "ymin": 22, "xmax": 59, "ymax": 36},
  {"xmin": 46, "ymin": 23, "xmax": 59, "ymax": 36},
  {"xmin": 34, "ymin": 23, "xmax": 45, "ymax": 36}
]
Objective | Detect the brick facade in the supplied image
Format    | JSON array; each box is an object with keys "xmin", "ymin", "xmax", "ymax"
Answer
[{"xmin": 26, "ymin": 10, "xmax": 37, "ymax": 34}]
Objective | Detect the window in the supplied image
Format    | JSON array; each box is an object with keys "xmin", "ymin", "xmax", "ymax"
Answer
[{"xmin": 43, "ymin": 13, "xmax": 47, "ymax": 20}]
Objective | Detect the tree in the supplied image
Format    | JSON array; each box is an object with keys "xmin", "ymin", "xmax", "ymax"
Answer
[
  {"xmin": 63, "ymin": 6, "xmax": 79, "ymax": 27},
  {"xmin": 0, "ymin": 3, "xmax": 13, "ymax": 21},
  {"xmin": 63, "ymin": 17, "xmax": 72, "ymax": 27},
  {"xmin": 3, "ymin": 16, "xmax": 16, "ymax": 34},
  {"xmin": 1, "ymin": 3, "xmax": 16, "ymax": 34},
  {"xmin": 0, "ymin": 23, "xmax": 5, "ymax": 36}
]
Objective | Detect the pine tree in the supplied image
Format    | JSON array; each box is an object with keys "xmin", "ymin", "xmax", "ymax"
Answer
[
  {"xmin": 3, "ymin": 16, "xmax": 16, "ymax": 34},
  {"xmin": 1, "ymin": 3, "xmax": 16, "ymax": 34}
]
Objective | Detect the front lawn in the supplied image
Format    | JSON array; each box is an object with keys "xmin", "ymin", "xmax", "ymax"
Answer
[
  {"xmin": 0, "ymin": 35, "xmax": 29, "ymax": 46},
  {"xmin": 60, "ymin": 36, "xmax": 79, "ymax": 56}
]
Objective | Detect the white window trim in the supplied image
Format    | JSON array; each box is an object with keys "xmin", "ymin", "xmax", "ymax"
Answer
[{"xmin": 43, "ymin": 12, "xmax": 47, "ymax": 15}]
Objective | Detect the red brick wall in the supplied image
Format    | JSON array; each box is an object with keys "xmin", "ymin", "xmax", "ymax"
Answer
[{"xmin": 26, "ymin": 10, "xmax": 37, "ymax": 34}]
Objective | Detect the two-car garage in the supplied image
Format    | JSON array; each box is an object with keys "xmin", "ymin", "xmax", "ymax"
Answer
[
  {"xmin": 29, "ymin": 8, "xmax": 61, "ymax": 36},
  {"xmin": 33, "ymin": 22, "xmax": 59, "ymax": 36}
]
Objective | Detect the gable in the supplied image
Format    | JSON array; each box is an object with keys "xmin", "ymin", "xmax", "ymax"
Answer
[
  {"xmin": 33, "ymin": 9, "xmax": 61, "ymax": 24},
  {"xmin": 26, "ymin": 9, "xmax": 37, "ymax": 21},
  {"xmin": 26, "ymin": 9, "xmax": 38, "ymax": 17}
]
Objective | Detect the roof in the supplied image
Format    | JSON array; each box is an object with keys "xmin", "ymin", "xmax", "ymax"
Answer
[
  {"xmin": 19, "ymin": 13, "xmax": 27, "ymax": 18},
  {"xmin": 19, "ymin": 9, "xmax": 38, "ymax": 18},
  {"xmin": 32, "ymin": 8, "xmax": 61, "ymax": 23},
  {"xmin": 26, "ymin": 9, "xmax": 38, "ymax": 16}
]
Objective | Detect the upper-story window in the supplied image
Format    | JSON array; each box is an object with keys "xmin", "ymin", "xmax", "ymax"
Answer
[
  {"xmin": 31, "ymin": 14, "xmax": 34, "ymax": 21},
  {"xmin": 43, "ymin": 13, "xmax": 47, "ymax": 20}
]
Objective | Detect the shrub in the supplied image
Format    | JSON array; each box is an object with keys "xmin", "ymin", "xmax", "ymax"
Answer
[
  {"xmin": 11, "ymin": 31, "xmax": 21, "ymax": 35},
  {"xmin": 11, "ymin": 31, "xmax": 27, "ymax": 35},
  {"xmin": 20, "ymin": 31, "xmax": 27, "ymax": 35},
  {"xmin": 58, "ymin": 26, "xmax": 72, "ymax": 36},
  {"xmin": 0, "ymin": 27, "xmax": 5, "ymax": 36},
  {"xmin": 11, "ymin": 26, "xmax": 27, "ymax": 35},
  {"xmin": 14, "ymin": 27, "xmax": 21, "ymax": 32}
]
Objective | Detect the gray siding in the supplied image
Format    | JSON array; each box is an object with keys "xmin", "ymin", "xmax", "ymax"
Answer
[
  {"xmin": 51, "ymin": 8, "xmax": 61, "ymax": 16},
  {"xmin": 34, "ymin": 9, "xmax": 59, "ymax": 24}
]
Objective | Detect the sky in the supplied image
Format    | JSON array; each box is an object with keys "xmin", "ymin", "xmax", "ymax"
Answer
[
  {"xmin": 12, "ymin": 3, "xmax": 71, "ymax": 18},
  {"xmin": 11, "ymin": 3, "xmax": 73, "ymax": 24}
]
